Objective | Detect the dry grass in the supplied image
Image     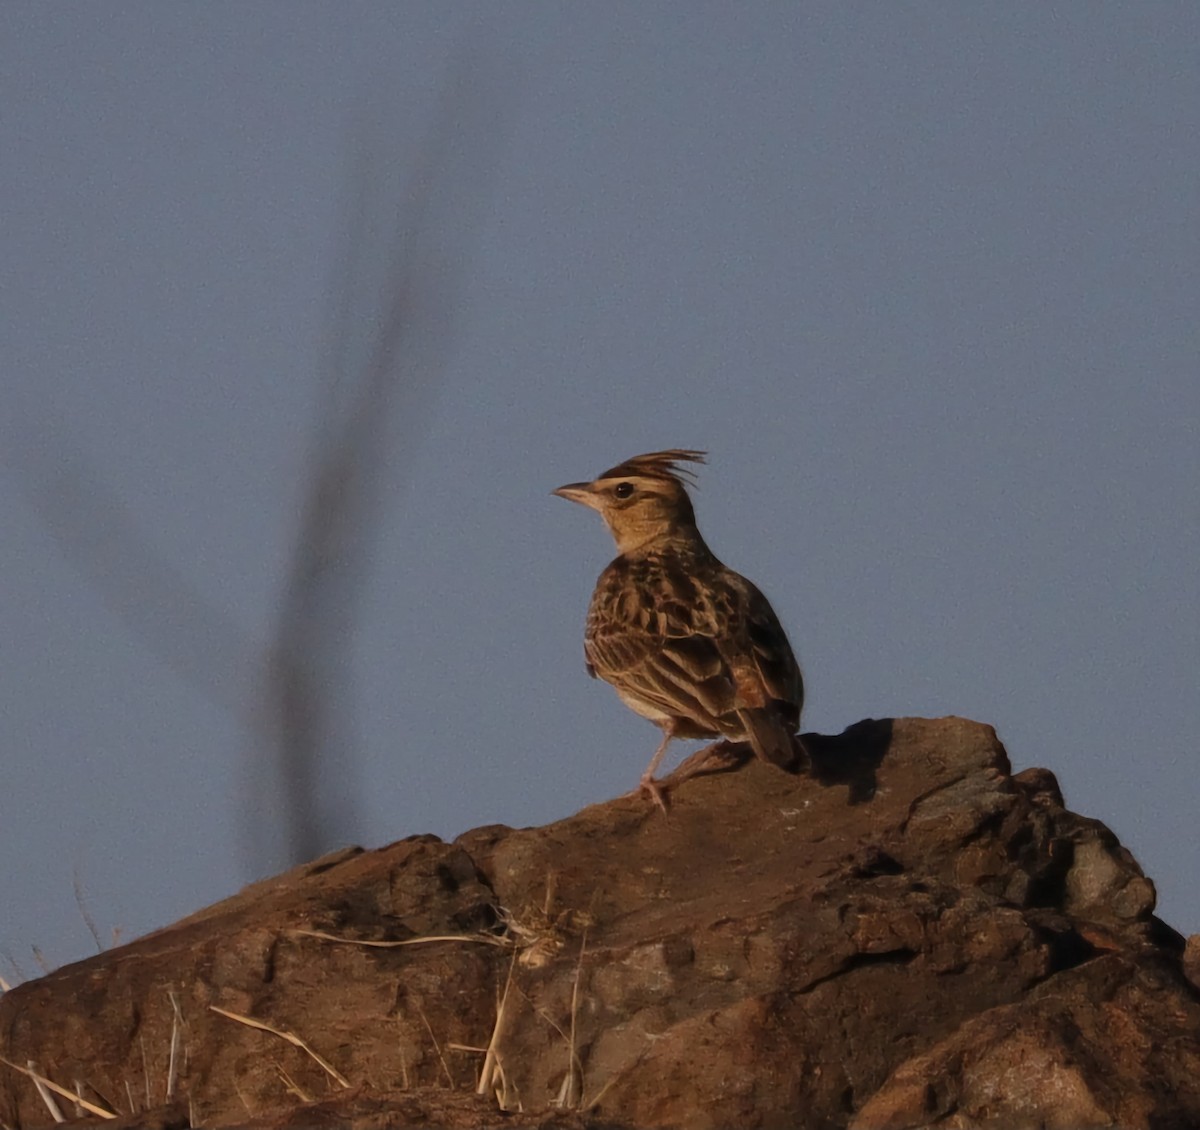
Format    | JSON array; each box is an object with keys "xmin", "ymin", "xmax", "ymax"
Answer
[
  {"xmin": 30, "ymin": 1061, "xmax": 61, "ymax": 1124},
  {"xmin": 273, "ymin": 1062, "xmax": 313, "ymax": 1103},
  {"xmin": 476, "ymin": 950, "xmax": 519, "ymax": 1107},
  {"xmin": 166, "ymin": 991, "xmax": 185, "ymax": 1100},
  {"xmin": 209, "ymin": 1005, "xmax": 350, "ymax": 1089},
  {"xmin": 0, "ymin": 1057, "xmax": 115, "ymax": 1120},
  {"xmin": 416, "ymin": 1005, "xmax": 455, "ymax": 1089},
  {"xmin": 560, "ymin": 931, "xmax": 588, "ymax": 1107},
  {"xmin": 0, "ymin": 887, "xmax": 602, "ymax": 1123},
  {"xmin": 287, "ymin": 927, "xmax": 506, "ymax": 949},
  {"xmin": 138, "ymin": 1035, "xmax": 151, "ymax": 1108},
  {"xmin": 393, "ymin": 1019, "xmax": 412, "ymax": 1090},
  {"xmin": 72, "ymin": 870, "xmax": 105, "ymax": 954}
]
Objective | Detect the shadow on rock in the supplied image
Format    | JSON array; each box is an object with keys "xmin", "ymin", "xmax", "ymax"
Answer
[{"xmin": 807, "ymin": 715, "xmax": 894, "ymax": 804}]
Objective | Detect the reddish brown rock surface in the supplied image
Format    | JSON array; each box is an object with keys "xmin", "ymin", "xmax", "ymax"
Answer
[{"xmin": 2, "ymin": 717, "xmax": 1197, "ymax": 1129}]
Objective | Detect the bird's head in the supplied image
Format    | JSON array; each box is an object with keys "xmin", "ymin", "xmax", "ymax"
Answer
[{"xmin": 553, "ymin": 449, "xmax": 707, "ymax": 554}]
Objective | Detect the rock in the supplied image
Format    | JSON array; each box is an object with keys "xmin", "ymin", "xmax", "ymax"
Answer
[
  {"xmin": 852, "ymin": 954, "xmax": 1200, "ymax": 1130},
  {"xmin": 1186, "ymin": 934, "xmax": 1200, "ymax": 991},
  {"xmin": 1, "ymin": 717, "xmax": 1196, "ymax": 1130}
]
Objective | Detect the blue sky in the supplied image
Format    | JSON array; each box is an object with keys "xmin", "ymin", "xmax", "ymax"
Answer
[{"xmin": 2, "ymin": 4, "xmax": 1196, "ymax": 977}]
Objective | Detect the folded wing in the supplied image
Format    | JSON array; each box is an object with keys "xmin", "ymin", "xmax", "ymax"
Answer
[{"xmin": 585, "ymin": 557, "xmax": 803, "ymax": 761}]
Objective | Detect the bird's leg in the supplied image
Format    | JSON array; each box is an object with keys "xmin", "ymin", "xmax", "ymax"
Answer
[
  {"xmin": 637, "ymin": 723, "xmax": 677, "ymax": 813},
  {"xmin": 663, "ymin": 739, "xmax": 742, "ymax": 787}
]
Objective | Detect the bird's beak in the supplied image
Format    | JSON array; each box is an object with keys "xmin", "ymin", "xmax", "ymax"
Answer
[{"xmin": 552, "ymin": 482, "xmax": 603, "ymax": 511}]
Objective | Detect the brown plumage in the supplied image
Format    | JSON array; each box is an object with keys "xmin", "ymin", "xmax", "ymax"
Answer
[{"xmin": 554, "ymin": 449, "xmax": 806, "ymax": 809}]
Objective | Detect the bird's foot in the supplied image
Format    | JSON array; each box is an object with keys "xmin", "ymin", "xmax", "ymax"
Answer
[
  {"xmin": 790, "ymin": 732, "xmax": 812, "ymax": 774},
  {"xmin": 637, "ymin": 774, "xmax": 670, "ymax": 813},
  {"xmin": 664, "ymin": 739, "xmax": 743, "ymax": 786}
]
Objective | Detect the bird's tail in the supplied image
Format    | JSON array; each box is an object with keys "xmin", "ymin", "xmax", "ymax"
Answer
[{"xmin": 736, "ymin": 708, "xmax": 806, "ymax": 771}]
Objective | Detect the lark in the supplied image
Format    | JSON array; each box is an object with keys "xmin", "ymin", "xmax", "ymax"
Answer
[{"xmin": 554, "ymin": 449, "xmax": 806, "ymax": 810}]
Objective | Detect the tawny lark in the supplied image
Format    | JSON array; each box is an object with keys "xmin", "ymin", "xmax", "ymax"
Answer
[{"xmin": 554, "ymin": 449, "xmax": 806, "ymax": 809}]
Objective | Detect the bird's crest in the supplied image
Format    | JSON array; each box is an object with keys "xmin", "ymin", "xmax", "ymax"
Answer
[{"xmin": 598, "ymin": 449, "xmax": 707, "ymax": 488}]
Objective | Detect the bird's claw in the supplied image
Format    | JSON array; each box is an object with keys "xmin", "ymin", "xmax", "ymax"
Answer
[{"xmin": 638, "ymin": 776, "xmax": 670, "ymax": 813}]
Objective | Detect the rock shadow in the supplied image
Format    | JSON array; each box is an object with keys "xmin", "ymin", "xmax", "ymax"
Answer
[
  {"xmin": 662, "ymin": 717, "xmax": 894, "ymax": 807},
  {"xmin": 806, "ymin": 716, "xmax": 894, "ymax": 805}
]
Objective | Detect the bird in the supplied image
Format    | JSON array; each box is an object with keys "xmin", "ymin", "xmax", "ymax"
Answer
[{"xmin": 553, "ymin": 449, "xmax": 806, "ymax": 810}]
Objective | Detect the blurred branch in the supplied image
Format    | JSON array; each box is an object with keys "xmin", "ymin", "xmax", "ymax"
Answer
[
  {"xmin": 4, "ymin": 52, "xmax": 516, "ymax": 877},
  {"xmin": 259, "ymin": 57, "xmax": 516, "ymax": 867},
  {"xmin": 0, "ymin": 424, "xmax": 258, "ymax": 714}
]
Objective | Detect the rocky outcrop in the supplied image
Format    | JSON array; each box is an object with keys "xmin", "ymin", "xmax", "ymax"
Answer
[{"xmin": 2, "ymin": 717, "xmax": 1197, "ymax": 1129}]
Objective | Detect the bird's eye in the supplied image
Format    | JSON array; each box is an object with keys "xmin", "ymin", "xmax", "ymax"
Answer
[{"xmin": 613, "ymin": 482, "xmax": 635, "ymax": 500}]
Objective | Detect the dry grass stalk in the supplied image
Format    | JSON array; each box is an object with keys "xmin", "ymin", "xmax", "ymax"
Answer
[
  {"xmin": 520, "ymin": 930, "xmax": 589, "ymax": 1110},
  {"xmin": 492, "ymin": 1055, "xmax": 521, "ymax": 1112},
  {"xmin": 273, "ymin": 1062, "xmax": 313, "ymax": 1103},
  {"xmin": 580, "ymin": 1036, "xmax": 657, "ymax": 1113},
  {"xmin": 209, "ymin": 1005, "xmax": 350, "ymax": 1089},
  {"xmin": 1, "ymin": 950, "xmax": 24, "ymax": 989},
  {"xmin": 166, "ymin": 991, "xmax": 183, "ymax": 1099},
  {"xmin": 393, "ymin": 1018, "xmax": 411, "ymax": 1090},
  {"xmin": 30, "ymin": 1060, "xmax": 62, "ymax": 1124},
  {"xmin": 582, "ymin": 1073, "xmax": 621, "ymax": 1113},
  {"xmin": 477, "ymin": 949, "xmax": 518, "ymax": 1104},
  {"xmin": 0, "ymin": 974, "xmax": 11, "ymax": 993},
  {"xmin": 0, "ymin": 1057, "xmax": 115, "ymax": 1120},
  {"xmin": 139, "ymin": 1035, "xmax": 151, "ymax": 1108},
  {"xmin": 232, "ymin": 1076, "xmax": 254, "ymax": 1117},
  {"xmin": 288, "ymin": 927, "xmax": 505, "ymax": 948},
  {"xmin": 416, "ymin": 1005, "xmax": 455, "ymax": 1088},
  {"xmin": 72, "ymin": 870, "xmax": 104, "ymax": 953},
  {"xmin": 562, "ymin": 930, "xmax": 588, "ymax": 1108}
]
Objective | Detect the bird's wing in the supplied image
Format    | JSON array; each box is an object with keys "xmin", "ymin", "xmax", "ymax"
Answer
[
  {"xmin": 735, "ymin": 578, "xmax": 804, "ymax": 726},
  {"xmin": 584, "ymin": 563, "xmax": 737, "ymax": 732},
  {"xmin": 716, "ymin": 576, "xmax": 804, "ymax": 765}
]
